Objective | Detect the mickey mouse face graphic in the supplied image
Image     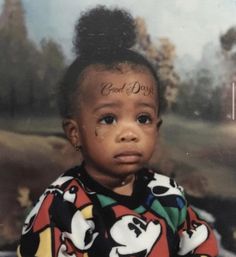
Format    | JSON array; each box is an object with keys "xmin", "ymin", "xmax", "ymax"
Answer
[
  {"xmin": 178, "ymin": 222, "xmax": 209, "ymax": 256},
  {"xmin": 109, "ymin": 215, "xmax": 161, "ymax": 257},
  {"xmin": 62, "ymin": 208, "xmax": 99, "ymax": 251},
  {"xmin": 22, "ymin": 176, "xmax": 74, "ymax": 235},
  {"xmin": 148, "ymin": 173, "xmax": 184, "ymax": 197},
  {"xmin": 147, "ymin": 173, "xmax": 185, "ymax": 209}
]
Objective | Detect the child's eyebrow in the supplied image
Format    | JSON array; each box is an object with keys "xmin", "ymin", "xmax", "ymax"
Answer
[
  {"xmin": 93, "ymin": 102, "xmax": 121, "ymax": 113},
  {"xmin": 93, "ymin": 101, "xmax": 157, "ymax": 113},
  {"xmin": 135, "ymin": 102, "xmax": 157, "ymax": 111}
]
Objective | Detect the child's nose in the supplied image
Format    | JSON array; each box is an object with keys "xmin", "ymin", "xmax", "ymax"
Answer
[{"xmin": 116, "ymin": 127, "xmax": 139, "ymax": 143}]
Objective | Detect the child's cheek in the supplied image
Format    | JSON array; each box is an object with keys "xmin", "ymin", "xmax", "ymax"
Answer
[
  {"xmin": 94, "ymin": 125, "xmax": 115, "ymax": 140},
  {"xmin": 142, "ymin": 125, "xmax": 158, "ymax": 136}
]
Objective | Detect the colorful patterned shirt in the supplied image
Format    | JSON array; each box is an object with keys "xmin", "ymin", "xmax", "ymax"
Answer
[{"xmin": 17, "ymin": 165, "xmax": 218, "ymax": 257}]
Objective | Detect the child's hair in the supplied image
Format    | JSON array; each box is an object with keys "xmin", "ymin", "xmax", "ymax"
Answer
[{"xmin": 58, "ymin": 5, "xmax": 160, "ymax": 119}]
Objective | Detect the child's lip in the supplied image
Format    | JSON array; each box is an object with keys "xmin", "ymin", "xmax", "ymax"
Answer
[{"xmin": 114, "ymin": 151, "xmax": 142, "ymax": 163}]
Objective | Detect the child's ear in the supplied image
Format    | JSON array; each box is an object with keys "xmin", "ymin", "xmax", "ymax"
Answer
[{"xmin": 62, "ymin": 119, "xmax": 81, "ymax": 147}]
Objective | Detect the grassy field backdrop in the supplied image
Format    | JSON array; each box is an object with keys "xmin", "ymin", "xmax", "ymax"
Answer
[{"xmin": 159, "ymin": 114, "xmax": 236, "ymax": 198}]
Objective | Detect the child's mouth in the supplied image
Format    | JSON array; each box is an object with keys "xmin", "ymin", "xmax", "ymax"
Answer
[{"xmin": 114, "ymin": 151, "xmax": 142, "ymax": 164}]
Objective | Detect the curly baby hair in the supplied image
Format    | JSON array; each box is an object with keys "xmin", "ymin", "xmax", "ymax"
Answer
[{"xmin": 58, "ymin": 5, "xmax": 160, "ymax": 118}]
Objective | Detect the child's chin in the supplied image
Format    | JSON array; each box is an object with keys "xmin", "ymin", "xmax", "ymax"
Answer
[{"xmin": 114, "ymin": 163, "xmax": 143, "ymax": 175}]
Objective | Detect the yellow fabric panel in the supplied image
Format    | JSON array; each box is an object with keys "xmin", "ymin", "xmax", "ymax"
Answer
[
  {"xmin": 35, "ymin": 228, "xmax": 53, "ymax": 257},
  {"xmin": 81, "ymin": 205, "xmax": 93, "ymax": 219},
  {"xmin": 16, "ymin": 246, "xmax": 22, "ymax": 257}
]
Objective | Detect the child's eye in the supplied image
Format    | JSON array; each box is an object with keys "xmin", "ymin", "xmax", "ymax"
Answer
[
  {"xmin": 99, "ymin": 115, "xmax": 117, "ymax": 125},
  {"xmin": 137, "ymin": 114, "xmax": 152, "ymax": 124}
]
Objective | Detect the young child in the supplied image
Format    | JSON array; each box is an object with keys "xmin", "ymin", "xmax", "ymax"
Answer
[{"xmin": 17, "ymin": 6, "xmax": 218, "ymax": 257}]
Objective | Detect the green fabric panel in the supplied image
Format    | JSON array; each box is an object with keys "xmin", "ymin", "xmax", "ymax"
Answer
[
  {"xmin": 159, "ymin": 205, "xmax": 187, "ymax": 229},
  {"xmin": 151, "ymin": 199, "xmax": 175, "ymax": 232},
  {"xmin": 134, "ymin": 205, "xmax": 146, "ymax": 214},
  {"xmin": 97, "ymin": 194, "xmax": 117, "ymax": 207},
  {"xmin": 163, "ymin": 207, "xmax": 179, "ymax": 229}
]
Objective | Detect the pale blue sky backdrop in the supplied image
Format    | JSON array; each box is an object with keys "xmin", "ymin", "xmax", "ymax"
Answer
[{"xmin": 1, "ymin": 0, "xmax": 236, "ymax": 62}]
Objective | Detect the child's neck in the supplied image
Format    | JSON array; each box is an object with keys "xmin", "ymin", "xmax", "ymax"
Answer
[
  {"xmin": 112, "ymin": 175, "xmax": 136, "ymax": 196},
  {"xmin": 84, "ymin": 164, "xmax": 135, "ymax": 196}
]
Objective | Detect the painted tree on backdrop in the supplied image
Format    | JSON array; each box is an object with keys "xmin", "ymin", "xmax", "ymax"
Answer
[
  {"xmin": 176, "ymin": 68, "xmax": 221, "ymax": 120},
  {"xmin": 174, "ymin": 25, "xmax": 236, "ymax": 122},
  {"xmin": 135, "ymin": 17, "xmax": 180, "ymax": 113},
  {"xmin": 0, "ymin": 0, "xmax": 65, "ymax": 117}
]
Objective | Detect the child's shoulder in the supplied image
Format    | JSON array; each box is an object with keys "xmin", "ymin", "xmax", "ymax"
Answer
[
  {"xmin": 144, "ymin": 168, "xmax": 185, "ymax": 198},
  {"xmin": 44, "ymin": 166, "xmax": 82, "ymax": 193},
  {"xmin": 145, "ymin": 169, "xmax": 187, "ymax": 228}
]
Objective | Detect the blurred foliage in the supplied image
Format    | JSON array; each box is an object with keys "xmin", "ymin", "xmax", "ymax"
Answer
[
  {"xmin": 220, "ymin": 26, "xmax": 236, "ymax": 72},
  {"xmin": 175, "ymin": 26, "xmax": 236, "ymax": 121},
  {"xmin": 135, "ymin": 17, "xmax": 180, "ymax": 112},
  {"xmin": 0, "ymin": 0, "xmax": 65, "ymax": 117},
  {"xmin": 135, "ymin": 17, "xmax": 236, "ymax": 122},
  {"xmin": 220, "ymin": 27, "xmax": 236, "ymax": 52},
  {"xmin": 176, "ymin": 68, "xmax": 223, "ymax": 121}
]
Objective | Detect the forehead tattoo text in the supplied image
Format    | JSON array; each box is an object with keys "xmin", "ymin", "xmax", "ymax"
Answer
[{"xmin": 100, "ymin": 81, "xmax": 154, "ymax": 96}]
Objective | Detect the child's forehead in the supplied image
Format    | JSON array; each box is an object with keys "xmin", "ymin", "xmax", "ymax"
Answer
[
  {"xmin": 79, "ymin": 63, "xmax": 156, "ymax": 91},
  {"xmin": 75, "ymin": 64, "xmax": 158, "ymax": 110}
]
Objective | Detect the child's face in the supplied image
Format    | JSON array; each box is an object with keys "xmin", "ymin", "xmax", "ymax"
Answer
[{"xmin": 66, "ymin": 65, "xmax": 160, "ymax": 178}]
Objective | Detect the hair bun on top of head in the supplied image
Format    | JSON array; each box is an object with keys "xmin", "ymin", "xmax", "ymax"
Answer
[{"xmin": 74, "ymin": 5, "xmax": 137, "ymax": 58}]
